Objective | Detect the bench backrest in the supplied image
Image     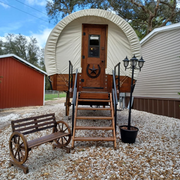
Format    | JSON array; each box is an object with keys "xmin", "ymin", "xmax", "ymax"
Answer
[{"xmin": 11, "ymin": 113, "xmax": 56, "ymax": 135}]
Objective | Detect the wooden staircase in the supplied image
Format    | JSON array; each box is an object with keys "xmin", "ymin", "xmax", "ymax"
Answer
[{"xmin": 72, "ymin": 92, "xmax": 116, "ymax": 149}]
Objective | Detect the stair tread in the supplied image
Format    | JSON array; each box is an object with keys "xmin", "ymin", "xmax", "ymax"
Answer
[
  {"xmin": 76, "ymin": 116, "xmax": 113, "ymax": 120},
  {"xmin": 78, "ymin": 99, "xmax": 110, "ymax": 102},
  {"xmin": 77, "ymin": 107, "xmax": 112, "ymax": 111},
  {"xmin": 79, "ymin": 91, "xmax": 109, "ymax": 100},
  {"xmin": 74, "ymin": 137, "xmax": 115, "ymax": 141},
  {"xmin": 80, "ymin": 91, "xmax": 109, "ymax": 94},
  {"xmin": 75, "ymin": 126, "xmax": 113, "ymax": 130}
]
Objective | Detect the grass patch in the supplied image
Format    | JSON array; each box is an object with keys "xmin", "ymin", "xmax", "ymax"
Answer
[{"xmin": 45, "ymin": 93, "xmax": 66, "ymax": 101}]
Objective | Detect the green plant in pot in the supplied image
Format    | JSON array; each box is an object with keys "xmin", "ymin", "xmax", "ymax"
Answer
[{"xmin": 119, "ymin": 55, "xmax": 145, "ymax": 143}]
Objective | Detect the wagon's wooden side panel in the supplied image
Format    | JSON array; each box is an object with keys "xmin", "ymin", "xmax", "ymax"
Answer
[
  {"xmin": 119, "ymin": 76, "xmax": 135, "ymax": 92},
  {"xmin": 50, "ymin": 74, "xmax": 57, "ymax": 90},
  {"xmin": 50, "ymin": 74, "xmax": 69, "ymax": 91},
  {"xmin": 50, "ymin": 74, "xmax": 132, "ymax": 93}
]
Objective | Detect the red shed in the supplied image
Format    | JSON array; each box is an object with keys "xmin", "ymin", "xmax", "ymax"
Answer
[{"xmin": 0, "ymin": 54, "xmax": 47, "ymax": 109}]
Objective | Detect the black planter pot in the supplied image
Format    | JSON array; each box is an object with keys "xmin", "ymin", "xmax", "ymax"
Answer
[{"xmin": 119, "ymin": 125, "xmax": 139, "ymax": 143}]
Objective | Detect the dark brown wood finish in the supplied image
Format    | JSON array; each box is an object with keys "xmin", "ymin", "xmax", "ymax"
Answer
[
  {"xmin": 50, "ymin": 74, "xmax": 57, "ymax": 90},
  {"xmin": 80, "ymin": 24, "xmax": 107, "ymax": 91},
  {"xmin": 72, "ymin": 92, "xmax": 117, "ymax": 149},
  {"xmin": 50, "ymin": 73, "xmax": 133, "ymax": 94},
  {"xmin": 79, "ymin": 91, "xmax": 109, "ymax": 99},
  {"xmin": 9, "ymin": 113, "xmax": 71, "ymax": 174},
  {"xmin": 127, "ymin": 96, "xmax": 180, "ymax": 119}
]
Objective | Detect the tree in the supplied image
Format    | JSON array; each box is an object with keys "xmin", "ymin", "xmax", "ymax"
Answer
[
  {"xmin": 46, "ymin": 0, "xmax": 109, "ymax": 22},
  {"xmin": 3, "ymin": 34, "xmax": 27, "ymax": 59},
  {"xmin": 39, "ymin": 48, "xmax": 51, "ymax": 90},
  {"xmin": 0, "ymin": 34, "xmax": 42, "ymax": 67},
  {"xmin": 46, "ymin": 0, "xmax": 180, "ymax": 39},
  {"xmin": 0, "ymin": 40, "xmax": 4, "ymax": 55},
  {"xmin": 27, "ymin": 37, "xmax": 40, "ymax": 66}
]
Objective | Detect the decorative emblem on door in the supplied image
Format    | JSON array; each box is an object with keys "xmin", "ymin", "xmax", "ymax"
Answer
[{"xmin": 86, "ymin": 64, "xmax": 101, "ymax": 78}]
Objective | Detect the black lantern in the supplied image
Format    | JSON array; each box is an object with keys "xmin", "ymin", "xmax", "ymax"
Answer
[
  {"xmin": 122, "ymin": 55, "xmax": 145, "ymax": 130},
  {"xmin": 130, "ymin": 55, "xmax": 138, "ymax": 67},
  {"xmin": 123, "ymin": 56, "xmax": 129, "ymax": 70},
  {"xmin": 120, "ymin": 55, "xmax": 145, "ymax": 143},
  {"xmin": 138, "ymin": 57, "xmax": 145, "ymax": 71}
]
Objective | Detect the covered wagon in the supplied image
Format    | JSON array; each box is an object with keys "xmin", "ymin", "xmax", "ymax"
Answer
[{"xmin": 44, "ymin": 9, "xmax": 141, "ymax": 149}]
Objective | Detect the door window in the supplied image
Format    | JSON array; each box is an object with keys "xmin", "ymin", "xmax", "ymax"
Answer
[{"xmin": 88, "ymin": 35, "xmax": 100, "ymax": 57}]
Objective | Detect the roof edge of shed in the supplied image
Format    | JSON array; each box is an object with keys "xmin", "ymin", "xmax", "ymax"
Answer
[{"xmin": 0, "ymin": 54, "xmax": 47, "ymax": 75}]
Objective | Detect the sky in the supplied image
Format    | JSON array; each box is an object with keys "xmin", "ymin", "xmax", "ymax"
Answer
[
  {"xmin": 0, "ymin": 0, "xmax": 54, "ymax": 48},
  {"xmin": 0, "ymin": 0, "xmax": 180, "ymax": 49}
]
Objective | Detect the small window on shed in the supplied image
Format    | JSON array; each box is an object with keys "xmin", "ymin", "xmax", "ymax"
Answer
[{"xmin": 88, "ymin": 35, "xmax": 100, "ymax": 57}]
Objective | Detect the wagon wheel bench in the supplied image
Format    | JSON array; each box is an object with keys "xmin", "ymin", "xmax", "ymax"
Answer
[{"xmin": 9, "ymin": 113, "xmax": 71, "ymax": 174}]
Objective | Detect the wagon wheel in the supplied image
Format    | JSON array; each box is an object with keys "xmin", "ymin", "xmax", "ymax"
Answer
[
  {"xmin": 9, "ymin": 132, "xmax": 28, "ymax": 165},
  {"xmin": 54, "ymin": 121, "xmax": 71, "ymax": 147}
]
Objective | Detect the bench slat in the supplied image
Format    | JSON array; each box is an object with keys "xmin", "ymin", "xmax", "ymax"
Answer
[
  {"xmin": 13, "ymin": 117, "xmax": 56, "ymax": 129},
  {"xmin": 15, "ymin": 120, "xmax": 55, "ymax": 133},
  {"xmin": 22, "ymin": 132, "xmax": 70, "ymax": 148},
  {"xmin": 12, "ymin": 114, "xmax": 55, "ymax": 124},
  {"xmin": 23, "ymin": 125, "xmax": 56, "ymax": 135}
]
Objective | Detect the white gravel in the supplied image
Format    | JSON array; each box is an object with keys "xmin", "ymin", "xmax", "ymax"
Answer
[{"xmin": 0, "ymin": 99, "xmax": 180, "ymax": 179}]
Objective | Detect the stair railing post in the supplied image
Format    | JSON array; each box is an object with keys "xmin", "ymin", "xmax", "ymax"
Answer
[
  {"xmin": 114, "ymin": 62, "xmax": 121, "ymax": 99},
  {"xmin": 112, "ymin": 70, "xmax": 118, "ymax": 132},
  {"xmin": 118, "ymin": 63, "xmax": 120, "ymax": 99},
  {"xmin": 71, "ymin": 69, "xmax": 78, "ymax": 135}
]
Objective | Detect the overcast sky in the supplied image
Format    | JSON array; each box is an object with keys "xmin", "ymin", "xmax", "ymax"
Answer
[{"xmin": 0, "ymin": 0, "xmax": 54, "ymax": 48}]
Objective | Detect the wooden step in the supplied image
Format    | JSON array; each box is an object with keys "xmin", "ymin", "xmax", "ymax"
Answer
[
  {"xmin": 78, "ymin": 99, "xmax": 110, "ymax": 102},
  {"xmin": 75, "ymin": 126, "xmax": 113, "ymax": 130},
  {"xmin": 76, "ymin": 116, "xmax": 113, "ymax": 120},
  {"xmin": 79, "ymin": 91, "xmax": 109, "ymax": 100},
  {"xmin": 74, "ymin": 137, "xmax": 114, "ymax": 141},
  {"xmin": 77, "ymin": 107, "xmax": 111, "ymax": 111}
]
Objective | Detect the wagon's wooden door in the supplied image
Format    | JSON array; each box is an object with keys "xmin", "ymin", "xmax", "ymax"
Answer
[{"xmin": 80, "ymin": 24, "xmax": 107, "ymax": 91}]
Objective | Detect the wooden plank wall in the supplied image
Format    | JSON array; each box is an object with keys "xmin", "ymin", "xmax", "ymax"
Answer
[
  {"xmin": 126, "ymin": 97, "xmax": 180, "ymax": 119},
  {"xmin": 50, "ymin": 74, "xmax": 132, "ymax": 93}
]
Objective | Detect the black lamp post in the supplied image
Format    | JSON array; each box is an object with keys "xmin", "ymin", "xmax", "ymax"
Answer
[{"xmin": 123, "ymin": 55, "xmax": 145, "ymax": 130}]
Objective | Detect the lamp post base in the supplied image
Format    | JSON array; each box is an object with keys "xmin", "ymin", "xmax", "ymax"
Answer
[{"xmin": 119, "ymin": 125, "xmax": 138, "ymax": 143}]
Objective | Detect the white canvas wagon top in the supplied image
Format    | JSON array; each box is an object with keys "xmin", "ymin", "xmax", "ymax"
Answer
[{"xmin": 45, "ymin": 9, "xmax": 141, "ymax": 79}]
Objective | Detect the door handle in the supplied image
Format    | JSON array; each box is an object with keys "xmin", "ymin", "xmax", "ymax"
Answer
[{"xmin": 102, "ymin": 60, "xmax": 104, "ymax": 63}]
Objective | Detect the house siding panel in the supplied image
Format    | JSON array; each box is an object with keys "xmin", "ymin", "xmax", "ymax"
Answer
[
  {"xmin": 134, "ymin": 28, "xmax": 180, "ymax": 99},
  {"xmin": 0, "ymin": 57, "xmax": 44, "ymax": 108},
  {"xmin": 130, "ymin": 25, "xmax": 180, "ymax": 119}
]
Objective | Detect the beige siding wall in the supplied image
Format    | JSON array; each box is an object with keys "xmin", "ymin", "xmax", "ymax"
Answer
[{"xmin": 134, "ymin": 28, "xmax": 180, "ymax": 99}]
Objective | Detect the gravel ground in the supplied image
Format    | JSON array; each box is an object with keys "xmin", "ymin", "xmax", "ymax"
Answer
[{"xmin": 0, "ymin": 99, "xmax": 180, "ymax": 179}]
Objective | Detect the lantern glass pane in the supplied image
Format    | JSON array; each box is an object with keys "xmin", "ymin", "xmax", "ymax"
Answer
[
  {"xmin": 138, "ymin": 61, "xmax": 143, "ymax": 68},
  {"xmin": 124, "ymin": 61, "xmax": 129, "ymax": 68},
  {"xmin": 130, "ymin": 59, "xmax": 137, "ymax": 67}
]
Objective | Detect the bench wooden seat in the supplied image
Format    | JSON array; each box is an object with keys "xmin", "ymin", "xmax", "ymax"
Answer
[
  {"xmin": 22, "ymin": 132, "xmax": 70, "ymax": 149},
  {"xmin": 9, "ymin": 113, "xmax": 71, "ymax": 174}
]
